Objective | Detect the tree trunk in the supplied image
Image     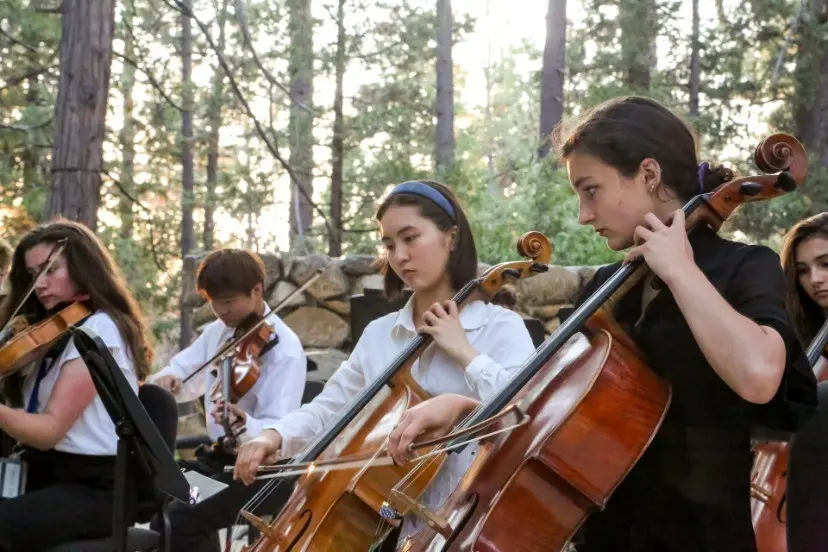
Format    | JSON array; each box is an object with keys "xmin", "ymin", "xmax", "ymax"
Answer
[
  {"xmin": 435, "ymin": 0, "xmax": 455, "ymax": 176},
  {"xmin": 328, "ymin": 0, "xmax": 346, "ymax": 257},
  {"xmin": 180, "ymin": 0, "xmax": 195, "ymax": 257},
  {"xmin": 119, "ymin": 0, "xmax": 137, "ymax": 239},
  {"xmin": 204, "ymin": 0, "xmax": 228, "ymax": 251},
  {"xmin": 619, "ymin": 0, "xmax": 657, "ymax": 92},
  {"xmin": 45, "ymin": 0, "xmax": 117, "ymax": 229},
  {"xmin": 689, "ymin": 0, "xmax": 701, "ymax": 117},
  {"xmin": 484, "ymin": 0, "xmax": 497, "ymax": 196},
  {"xmin": 179, "ymin": 0, "xmax": 195, "ymax": 350},
  {"xmin": 538, "ymin": 0, "xmax": 567, "ymax": 159},
  {"xmin": 801, "ymin": 47, "xmax": 828, "ymax": 168},
  {"xmin": 796, "ymin": 18, "xmax": 828, "ymax": 169},
  {"xmin": 288, "ymin": 0, "xmax": 315, "ymax": 252},
  {"xmin": 21, "ymin": 21, "xmax": 42, "ymax": 196}
]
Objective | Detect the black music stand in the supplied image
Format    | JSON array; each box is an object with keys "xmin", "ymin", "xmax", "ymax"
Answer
[{"xmin": 71, "ymin": 326, "xmax": 191, "ymax": 552}]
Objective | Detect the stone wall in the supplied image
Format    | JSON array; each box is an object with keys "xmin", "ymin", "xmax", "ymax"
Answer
[
  {"xmin": 181, "ymin": 252, "xmax": 599, "ymax": 358},
  {"xmin": 174, "ymin": 253, "xmax": 599, "ymax": 443}
]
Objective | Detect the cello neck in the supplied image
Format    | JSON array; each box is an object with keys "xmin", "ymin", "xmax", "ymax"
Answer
[{"xmin": 806, "ymin": 317, "xmax": 828, "ymax": 370}]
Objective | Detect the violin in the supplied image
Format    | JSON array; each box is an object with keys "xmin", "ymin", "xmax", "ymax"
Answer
[
  {"xmin": 0, "ymin": 302, "xmax": 92, "ymax": 376},
  {"xmin": 0, "ymin": 238, "xmax": 91, "ymax": 378},
  {"xmin": 207, "ymin": 312, "xmax": 273, "ymax": 405},
  {"xmin": 209, "ymin": 312, "xmax": 274, "ymax": 451},
  {"xmin": 185, "ymin": 270, "xmax": 323, "ymax": 450},
  {"xmin": 236, "ymin": 232, "xmax": 554, "ymax": 552},
  {"xmin": 750, "ymin": 316, "xmax": 828, "ymax": 552},
  {"xmin": 392, "ymin": 133, "xmax": 807, "ymax": 552}
]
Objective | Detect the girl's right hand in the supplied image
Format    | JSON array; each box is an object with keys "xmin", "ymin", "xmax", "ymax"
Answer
[
  {"xmin": 387, "ymin": 394, "xmax": 480, "ymax": 465},
  {"xmin": 234, "ymin": 429, "xmax": 283, "ymax": 486}
]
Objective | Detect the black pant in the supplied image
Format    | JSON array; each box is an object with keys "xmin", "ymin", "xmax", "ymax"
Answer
[
  {"xmin": 787, "ymin": 381, "xmax": 828, "ymax": 552},
  {"xmin": 0, "ymin": 449, "xmax": 117, "ymax": 552},
  {"xmin": 152, "ymin": 450, "xmax": 293, "ymax": 552}
]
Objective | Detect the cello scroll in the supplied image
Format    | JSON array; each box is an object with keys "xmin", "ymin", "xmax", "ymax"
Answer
[{"xmin": 478, "ymin": 232, "xmax": 552, "ymax": 298}]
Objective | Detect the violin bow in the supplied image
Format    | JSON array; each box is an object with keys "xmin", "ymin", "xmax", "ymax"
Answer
[
  {"xmin": 227, "ymin": 404, "xmax": 531, "ymax": 480},
  {"xmin": 182, "ymin": 268, "xmax": 324, "ymax": 385},
  {"xmin": 0, "ymin": 238, "xmax": 69, "ymax": 341}
]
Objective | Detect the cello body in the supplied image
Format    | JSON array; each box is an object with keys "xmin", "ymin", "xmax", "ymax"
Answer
[
  {"xmin": 750, "ymin": 356, "xmax": 828, "ymax": 552},
  {"xmin": 242, "ymin": 233, "xmax": 556, "ymax": 552},
  {"xmin": 247, "ymin": 370, "xmax": 445, "ymax": 551},
  {"xmin": 399, "ymin": 314, "xmax": 671, "ymax": 552}
]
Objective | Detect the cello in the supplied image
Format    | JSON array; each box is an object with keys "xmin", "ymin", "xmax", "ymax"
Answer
[
  {"xmin": 750, "ymin": 317, "xmax": 828, "ymax": 552},
  {"xmin": 390, "ymin": 133, "xmax": 808, "ymax": 552},
  {"xmin": 237, "ymin": 232, "xmax": 553, "ymax": 551}
]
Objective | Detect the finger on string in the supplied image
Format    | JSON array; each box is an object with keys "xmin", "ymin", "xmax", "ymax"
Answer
[
  {"xmin": 624, "ymin": 247, "xmax": 644, "ymax": 264},
  {"xmin": 422, "ymin": 310, "xmax": 438, "ymax": 326},
  {"xmin": 429, "ymin": 301, "xmax": 448, "ymax": 318},
  {"xmin": 633, "ymin": 225, "xmax": 654, "ymax": 245},
  {"xmin": 643, "ymin": 212, "xmax": 667, "ymax": 231},
  {"xmin": 446, "ymin": 300, "xmax": 459, "ymax": 318},
  {"xmin": 669, "ymin": 208, "xmax": 686, "ymax": 229}
]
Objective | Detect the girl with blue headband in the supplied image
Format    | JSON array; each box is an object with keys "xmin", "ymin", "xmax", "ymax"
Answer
[
  {"xmin": 381, "ymin": 97, "xmax": 817, "ymax": 552},
  {"xmin": 234, "ymin": 179, "xmax": 536, "ymax": 546}
]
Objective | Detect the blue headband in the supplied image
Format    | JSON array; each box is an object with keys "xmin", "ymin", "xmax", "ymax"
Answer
[{"xmin": 388, "ymin": 181, "xmax": 456, "ymax": 220}]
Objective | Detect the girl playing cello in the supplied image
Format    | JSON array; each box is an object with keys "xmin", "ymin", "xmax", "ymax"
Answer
[
  {"xmin": 386, "ymin": 96, "xmax": 817, "ymax": 552},
  {"xmin": 233, "ymin": 180, "xmax": 537, "ymax": 547},
  {"xmin": 779, "ymin": 212, "xmax": 828, "ymax": 552},
  {"xmin": 0, "ymin": 219, "xmax": 153, "ymax": 551}
]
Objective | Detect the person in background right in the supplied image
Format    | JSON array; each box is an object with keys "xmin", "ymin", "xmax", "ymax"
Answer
[{"xmin": 781, "ymin": 212, "xmax": 828, "ymax": 552}]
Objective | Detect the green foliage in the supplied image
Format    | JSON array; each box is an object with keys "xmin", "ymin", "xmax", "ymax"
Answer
[{"xmin": 1, "ymin": 0, "xmax": 827, "ymax": 341}]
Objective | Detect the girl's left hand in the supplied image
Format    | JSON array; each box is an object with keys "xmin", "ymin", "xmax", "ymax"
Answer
[
  {"xmin": 212, "ymin": 399, "xmax": 247, "ymax": 430},
  {"xmin": 418, "ymin": 300, "xmax": 479, "ymax": 367},
  {"xmin": 625, "ymin": 210, "xmax": 695, "ymax": 284}
]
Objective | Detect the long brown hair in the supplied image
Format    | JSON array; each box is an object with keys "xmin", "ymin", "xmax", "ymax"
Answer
[
  {"xmin": 780, "ymin": 212, "xmax": 828, "ymax": 343},
  {"xmin": 0, "ymin": 219, "xmax": 153, "ymax": 379}
]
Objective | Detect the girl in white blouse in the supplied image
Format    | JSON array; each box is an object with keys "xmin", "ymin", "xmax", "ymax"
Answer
[
  {"xmin": 234, "ymin": 180, "xmax": 536, "ymax": 547},
  {"xmin": 0, "ymin": 219, "xmax": 153, "ymax": 551}
]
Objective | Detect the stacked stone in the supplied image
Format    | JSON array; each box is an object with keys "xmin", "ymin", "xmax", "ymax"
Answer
[{"xmin": 180, "ymin": 252, "xmax": 599, "ymax": 354}]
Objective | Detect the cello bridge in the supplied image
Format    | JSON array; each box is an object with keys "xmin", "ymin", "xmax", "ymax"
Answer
[{"xmin": 387, "ymin": 490, "xmax": 452, "ymax": 539}]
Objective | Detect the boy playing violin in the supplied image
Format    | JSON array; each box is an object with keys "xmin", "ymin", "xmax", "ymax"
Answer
[{"xmin": 151, "ymin": 248, "xmax": 306, "ymax": 552}]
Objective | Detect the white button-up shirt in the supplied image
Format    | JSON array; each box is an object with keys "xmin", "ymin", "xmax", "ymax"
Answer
[
  {"xmin": 151, "ymin": 303, "xmax": 307, "ymax": 441},
  {"xmin": 269, "ymin": 297, "xmax": 536, "ymax": 537},
  {"xmin": 22, "ymin": 311, "xmax": 139, "ymax": 456}
]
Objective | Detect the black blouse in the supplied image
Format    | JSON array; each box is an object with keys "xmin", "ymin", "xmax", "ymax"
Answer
[{"xmin": 567, "ymin": 226, "xmax": 817, "ymax": 552}]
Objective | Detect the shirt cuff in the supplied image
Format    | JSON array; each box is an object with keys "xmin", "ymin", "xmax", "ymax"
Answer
[
  {"xmin": 244, "ymin": 415, "xmax": 266, "ymax": 440},
  {"xmin": 268, "ymin": 422, "xmax": 304, "ymax": 458},
  {"xmin": 464, "ymin": 353, "xmax": 494, "ymax": 395}
]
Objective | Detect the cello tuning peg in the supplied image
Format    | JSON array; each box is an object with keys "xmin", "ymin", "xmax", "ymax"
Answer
[
  {"xmin": 502, "ymin": 268, "xmax": 521, "ymax": 280},
  {"xmin": 739, "ymin": 182, "xmax": 763, "ymax": 196},
  {"xmin": 530, "ymin": 262, "xmax": 549, "ymax": 273},
  {"xmin": 774, "ymin": 171, "xmax": 797, "ymax": 192}
]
